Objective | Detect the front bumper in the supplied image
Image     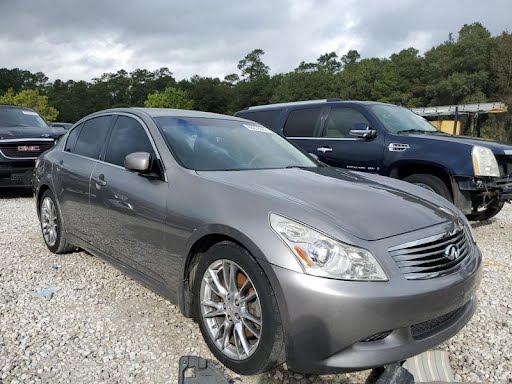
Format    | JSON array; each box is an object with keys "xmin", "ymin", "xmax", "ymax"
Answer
[
  {"xmin": 260, "ymin": 247, "xmax": 482, "ymax": 374},
  {"xmin": 0, "ymin": 161, "xmax": 36, "ymax": 187}
]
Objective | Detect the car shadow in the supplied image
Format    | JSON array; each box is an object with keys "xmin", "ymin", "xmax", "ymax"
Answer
[
  {"xmin": 0, "ymin": 187, "xmax": 33, "ymax": 199},
  {"xmin": 470, "ymin": 219, "xmax": 496, "ymax": 229}
]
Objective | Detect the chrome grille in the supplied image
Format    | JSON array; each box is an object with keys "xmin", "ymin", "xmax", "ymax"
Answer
[
  {"xmin": 0, "ymin": 140, "xmax": 54, "ymax": 159},
  {"xmin": 389, "ymin": 225, "xmax": 473, "ymax": 280}
]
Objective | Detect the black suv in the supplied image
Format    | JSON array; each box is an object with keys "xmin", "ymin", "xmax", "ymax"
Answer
[
  {"xmin": 235, "ymin": 99, "xmax": 512, "ymax": 221},
  {"xmin": 0, "ymin": 105, "xmax": 66, "ymax": 187}
]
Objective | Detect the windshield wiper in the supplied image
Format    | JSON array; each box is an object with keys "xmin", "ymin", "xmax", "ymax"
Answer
[
  {"xmin": 2, "ymin": 124, "xmax": 32, "ymax": 127},
  {"xmin": 396, "ymin": 129, "xmax": 431, "ymax": 134}
]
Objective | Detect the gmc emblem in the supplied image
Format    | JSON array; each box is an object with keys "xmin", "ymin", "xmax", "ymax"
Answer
[{"xmin": 17, "ymin": 145, "xmax": 40, "ymax": 152}]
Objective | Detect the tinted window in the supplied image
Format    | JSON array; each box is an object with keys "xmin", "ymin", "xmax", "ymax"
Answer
[
  {"xmin": 238, "ymin": 110, "xmax": 280, "ymax": 129},
  {"xmin": 154, "ymin": 117, "xmax": 317, "ymax": 171},
  {"xmin": 73, "ymin": 116, "xmax": 113, "ymax": 159},
  {"xmin": 323, "ymin": 108, "xmax": 370, "ymax": 138},
  {"xmin": 283, "ymin": 108, "xmax": 321, "ymax": 137},
  {"xmin": 104, "ymin": 116, "xmax": 154, "ymax": 167},
  {"xmin": 65, "ymin": 123, "xmax": 83, "ymax": 152}
]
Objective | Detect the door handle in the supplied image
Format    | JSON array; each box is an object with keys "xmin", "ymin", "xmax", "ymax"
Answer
[
  {"xmin": 93, "ymin": 174, "xmax": 107, "ymax": 187},
  {"xmin": 316, "ymin": 147, "xmax": 332, "ymax": 153},
  {"xmin": 55, "ymin": 160, "xmax": 64, "ymax": 171}
]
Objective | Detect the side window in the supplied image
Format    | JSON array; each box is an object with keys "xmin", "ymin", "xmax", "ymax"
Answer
[
  {"xmin": 73, "ymin": 116, "xmax": 113, "ymax": 159},
  {"xmin": 283, "ymin": 108, "xmax": 321, "ymax": 137},
  {"xmin": 323, "ymin": 108, "xmax": 370, "ymax": 138},
  {"xmin": 104, "ymin": 116, "xmax": 154, "ymax": 167},
  {"xmin": 238, "ymin": 110, "xmax": 280, "ymax": 129},
  {"xmin": 64, "ymin": 123, "xmax": 83, "ymax": 152}
]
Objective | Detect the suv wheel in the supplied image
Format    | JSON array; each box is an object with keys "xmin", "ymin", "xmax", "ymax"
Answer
[
  {"xmin": 193, "ymin": 241, "xmax": 285, "ymax": 375},
  {"xmin": 403, "ymin": 174, "xmax": 452, "ymax": 202},
  {"xmin": 467, "ymin": 201, "xmax": 505, "ymax": 221}
]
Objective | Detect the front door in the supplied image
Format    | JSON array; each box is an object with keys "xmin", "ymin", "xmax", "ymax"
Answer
[
  {"xmin": 56, "ymin": 115, "xmax": 114, "ymax": 240},
  {"xmin": 313, "ymin": 106, "xmax": 385, "ymax": 173},
  {"xmin": 88, "ymin": 115, "xmax": 169, "ymax": 285}
]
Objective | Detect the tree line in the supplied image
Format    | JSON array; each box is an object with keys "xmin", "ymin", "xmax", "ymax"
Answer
[{"xmin": 0, "ymin": 22, "xmax": 511, "ymax": 143}]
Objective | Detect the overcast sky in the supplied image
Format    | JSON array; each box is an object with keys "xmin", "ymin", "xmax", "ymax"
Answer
[{"xmin": 0, "ymin": 0, "xmax": 510, "ymax": 82}]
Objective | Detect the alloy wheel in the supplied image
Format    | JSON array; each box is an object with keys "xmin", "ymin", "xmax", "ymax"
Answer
[
  {"xmin": 200, "ymin": 259, "xmax": 262, "ymax": 360},
  {"xmin": 41, "ymin": 197, "xmax": 58, "ymax": 247}
]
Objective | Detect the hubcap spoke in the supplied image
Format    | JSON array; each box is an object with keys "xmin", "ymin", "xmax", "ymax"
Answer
[
  {"xmin": 222, "ymin": 322, "xmax": 233, "ymax": 348},
  {"xmin": 205, "ymin": 268, "xmax": 228, "ymax": 298},
  {"xmin": 241, "ymin": 307, "xmax": 261, "ymax": 326},
  {"xmin": 241, "ymin": 318, "xmax": 261, "ymax": 339},
  {"xmin": 239, "ymin": 290, "xmax": 257, "ymax": 304},
  {"xmin": 234, "ymin": 322, "xmax": 251, "ymax": 356}
]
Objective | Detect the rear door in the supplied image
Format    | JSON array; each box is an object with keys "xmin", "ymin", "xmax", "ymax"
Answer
[
  {"xmin": 313, "ymin": 106, "xmax": 385, "ymax": 172},
  {"xmin": 282, "ymin": 107, "xmax": 327, "ymax": 155},
  {"xmin": 88, "ymin": 115, "xmax": 169, "ymax": 284},
  {"xmin": 56, "ymin": 115, "xmax": 114, "ymax": 241}
]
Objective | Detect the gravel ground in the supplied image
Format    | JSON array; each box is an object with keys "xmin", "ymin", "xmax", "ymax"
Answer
[{"xmin": 0, "ymin": 189, "xmax": 510, "ymax": 383}]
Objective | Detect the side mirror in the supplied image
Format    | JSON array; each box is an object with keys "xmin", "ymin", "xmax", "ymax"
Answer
[
  {"xmin": 350, "ymin": 123, "xmax": 377, "ymax": 139},
  {"xmin": 124, "ymin": 152, "xmax": 151, "ymax": 172},
  {"xmin": 309, "ymin": 153, "xmax": 319, "ymax": 161}
]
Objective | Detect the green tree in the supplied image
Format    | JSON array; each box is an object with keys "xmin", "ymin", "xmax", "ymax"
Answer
[
  {"xmin": 237, "ymin": 49, "xmax": 270, "ymax": 80},
  {"xmin": 179, "ymin": 76, "xmax": 232, "ymax": 113},
  {"xmin": 144, "ymin": 86, "xmax": 193, "ymax": 109},
  {"xmin": 0, "ymin": 88, "xmax": 59, "ymax": 121},
  {"xmin": 489, "ymin": 32, "xmax": 512, "ymax": 98}
]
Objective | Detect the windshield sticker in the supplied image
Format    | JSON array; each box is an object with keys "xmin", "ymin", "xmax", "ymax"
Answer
[
  {"xmin": 22, "ymin": 110, "xmax": 39, "ymax": 116},
  {"xmin": 244, "ymin": 124, "xmax": 270, "ymax": 133}
]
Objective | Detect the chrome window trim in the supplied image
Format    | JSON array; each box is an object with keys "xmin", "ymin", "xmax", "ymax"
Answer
[
  {"xmin": 289, "ymin": 137, "xmax": 362, "ymax": 141},
  {"xmin": 0, "ymin": 138, "xmax": 55, "ymax": 143},
  {"xmin": 61, "ymin": 112, "xmax": 168, "ymax": 182}
]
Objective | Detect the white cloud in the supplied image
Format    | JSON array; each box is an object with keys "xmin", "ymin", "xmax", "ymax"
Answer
[{"xmin": 0, "ymin": 0, "xmax": 509, "ymax": 81}]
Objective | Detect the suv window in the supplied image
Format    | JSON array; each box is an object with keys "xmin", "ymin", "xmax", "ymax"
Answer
[
  {"xmin": 104, "ymin": 116, "xmax": 154, "ymax": 167},
  {"xmin": 323, "ymin": 108, "xmax": 370, "ymax": 138},
  {"xmin": 283, "ymin": 108, "xmax": 321, "ymax": 137},
  {"xmin": 73, "ymin": 116, "xmax": 113, "ymax": 159},
  {"xmin": 64, "ymin": 123, "xmax": 83, "ymax": 152},
  {"xmin": 238, "ymin": 110, "xmax": 280, "ymax": 129}
]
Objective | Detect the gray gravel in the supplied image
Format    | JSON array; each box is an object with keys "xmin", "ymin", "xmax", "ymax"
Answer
[{"xmin": 0, "ymin": 190, "xmax": 510, "ymax": 383}]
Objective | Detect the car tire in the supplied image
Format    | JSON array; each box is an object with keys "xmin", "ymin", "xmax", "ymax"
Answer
[
  {"xmin": 193, "ymin": 241, "xmax": 285, "ymax": 375},
  {"xmin": 466, "ymin": 201, "xmax": 505, "ymax": 221},
  {"xmin": 39, "ymin": 189, "xmax": 75, "ymax": 254},
  {"xmin": 403, "ymin": 174, "xmax": 453, "ymax": 202}
]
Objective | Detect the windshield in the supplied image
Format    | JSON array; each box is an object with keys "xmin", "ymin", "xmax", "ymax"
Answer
[
  {"xmin": 154, "ymin": 117, "xmax": 318, "ymax": 171},
  {"xmin": 0, "ymin": 107, "xmax": 48, "ymax": 128},
  {"xmin": 369, "ymin": 104, "xmax": 439, "ymax": 134}
]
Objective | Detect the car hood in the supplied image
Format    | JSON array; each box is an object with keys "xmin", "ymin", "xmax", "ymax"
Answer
[
  {"xmin": 0, "ymin": 126, "xmax": 66, "ymax": 140},
  {"xmin": 197, "ymin": 167, "xmax": 458, "ymax": 241},
  {"xmin": 405, "ymin": 132, "xmax": 512, "ymax": 155}
]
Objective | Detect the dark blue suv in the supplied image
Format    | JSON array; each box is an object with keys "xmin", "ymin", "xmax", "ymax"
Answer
[{"xmin": 235, "ymin": 100, "xmax": 512, "ymax": 221}]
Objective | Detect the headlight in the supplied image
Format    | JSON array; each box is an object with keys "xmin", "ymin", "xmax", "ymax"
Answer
[
  {"xmin": 472, "ymin": 146, "xmax": 500, "ymax": 177},
  {"xmin": 269, "ymin": 213, "xmax": 388, "ymax": 281}
]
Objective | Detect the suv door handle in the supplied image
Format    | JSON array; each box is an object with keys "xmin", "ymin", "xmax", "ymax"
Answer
[
  {"xmin": 93, "ymin": 174, "xmax": 107, "ymax": 187},
  {"xmin": 316, "ymin": 146, "xmax": 332, "ymax": 153}
]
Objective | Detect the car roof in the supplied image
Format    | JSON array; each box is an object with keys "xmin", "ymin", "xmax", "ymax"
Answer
[
  {"xmin": 97, "ymin": 107, "xmax": 244, "ymax": 122},
  {"xmin": 239, "ymin": 99, "xmax": 392, "ymax": 112}
]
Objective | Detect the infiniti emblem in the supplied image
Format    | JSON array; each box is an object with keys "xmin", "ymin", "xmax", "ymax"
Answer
[{"xmin": 444, "ymin": 244, "xmax": 460, "ymax": 261}]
